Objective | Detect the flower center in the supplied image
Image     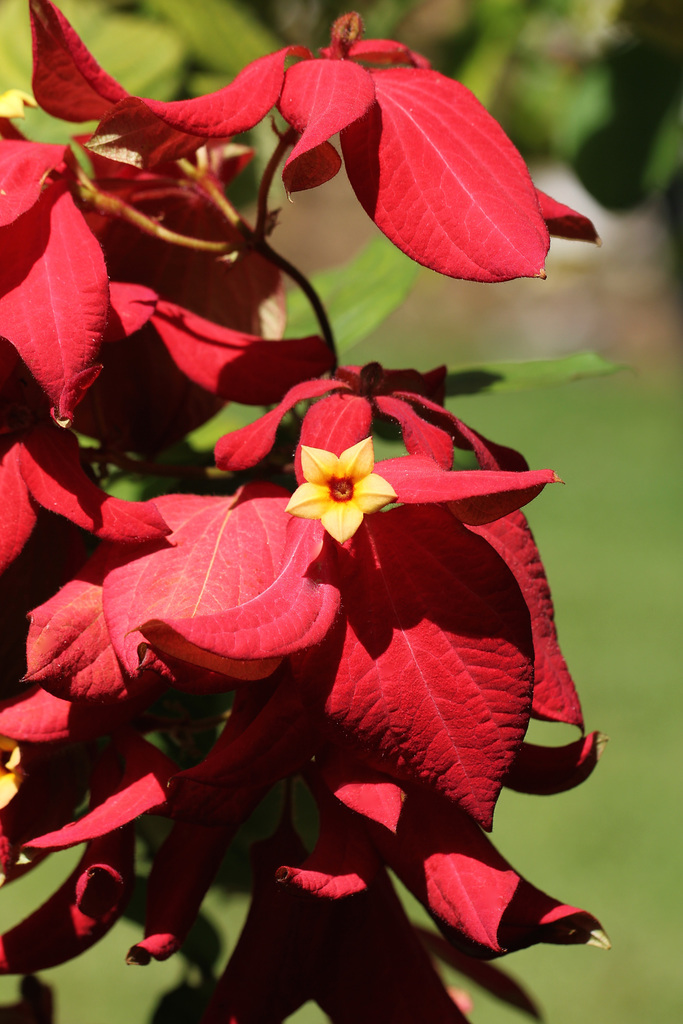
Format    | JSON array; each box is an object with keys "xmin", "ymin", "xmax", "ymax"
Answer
[{"xmin": 329, "ymin": 477, "xmax": 354, "ymax": 502}]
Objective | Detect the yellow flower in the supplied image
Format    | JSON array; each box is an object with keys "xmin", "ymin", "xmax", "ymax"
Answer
[
  {"xmin": 285, "ymin": 437, "xmax": 397, "ymax": 544},
  {"xmin": 0, "ymin": 737, "xmax": 23, "ymax": 811}
]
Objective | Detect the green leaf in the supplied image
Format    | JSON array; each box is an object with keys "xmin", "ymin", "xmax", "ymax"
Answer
[
  {"xmin": 285, "ymin": 235, "xmax": 421, "ymax": 356},
  {"xmin": 143, "ymin": 0, "xmax": 280, "ymax": 77},
  {"xmin": 445, "ymin": 352, "xmax": 625, "ymax": 397}
]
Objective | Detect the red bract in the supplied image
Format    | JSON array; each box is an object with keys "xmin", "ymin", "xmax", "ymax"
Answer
[{"xmin": 30, "ymin": 1, "xmax": 597, "ymax": 283}]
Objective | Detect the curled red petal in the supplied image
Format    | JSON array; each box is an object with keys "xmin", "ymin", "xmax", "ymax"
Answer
[
  {"xmin": 504, "ymin": 732, "xmax": 606, "ymax": 795},
  {"xmin": 0, "ymin": 139, "xmax": 67, "ymax": 227},
  {"xmin": 537, "ymin": 189, "xmax": 600, "ymax": 244},
  {"xmin": 377, "ymin": 455, "xmax": 558, "ymax": 523}
]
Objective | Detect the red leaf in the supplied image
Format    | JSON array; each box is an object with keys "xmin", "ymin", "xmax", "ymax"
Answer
[
  {"xmin": 136, "ymin": 514, "xmax": 340, "ymax": 665},
  {"xmin": 30, "ymin": 0, "xmax": 128, "ymax": 121},
  {"xmin": 276, "ymin": 773, "xmax": 380, "ymax": 898},
  {"xmin": 279, "ymin": 59, "xmax": 376, "ymax": 193},
  {"xmin": 347, "ymin": 38, "xmax": 431, "ymax": 68},
  {"xmin": 0, "ymin": 182, "xmax": 108, "ymax": 423},
  {"xmin": 19, "ymin": 425, "xmax": 170, "ymax": 543},
  {"xmin": 26, "ymin": 730, "xmax": 176, "ymax": 851},
  {"xmin": 25, "ymin": 542, "xmax": 166, "ymax": 705},
  {"xmin": 126, "ymin": 821, "xmax": 235, "ymax": 964},
  {"xmin": 202, "ymin": 822, "xmax": 468, "ymax": 1024},
  {"xmin": 317, "ymin": 746, "xmax": 404, "ymax": 832},
  {"xmin": 88, "ymin": 47, "xmax": 311, "ymax": 168},
  {"xmin": 0, "ymin": 440, "xmax": 36, "ymax": 575},
  {"xmin": 214, "ymin": 377, "xmax": 344, "ymax": 470},
  {"xmin": 537, "ymin": 189, "xmax": 600, "ymax": 244},
  {"xmin": 471, "ymin": 511, "xmax": 584, "ymax": 726},
  {"xmin": 504, "ymin": 732, "xmax": 606, "ymax": 795},
  {"xmin": 341, "ymin": 69, "xmax": 549, "ymax": 282},
  {"xmin": 0, "ymin": 828, "xmax": 134, "ymax": 972},
  {"xmin": 104, "ymin": 282, "xmax": 157, "ymax": 342},
  {"xmin": 296, "ymin": 507, "xmax": 534, "ymax": 827},
  {"xmin": 296, "ymin": 389, "xmax": 372, "ymax": 481},
  {"xmin": 0, "ymin": 140, "xmax": 66, "ymax": 227},
  {"xmin": 370, "ymin": 791, "xmax": 518, "ymax": 954},
  {"xmin": 152, "ymin": 300, "xmax": 333, "ymax": 404},
  {"xmin": 279, "ymin": 141, "xmax": 341, "ymax": 192},
  {"xmin": 0, "ymin": 684, "xmax": 159, "ymax": 744},
  {"xmin": 377, "ymin": 455, "xmax": 558, "ymax": 523},
  {"xmin": 374, "ymin": 394, "xmax": 454, "ymax": 468}
]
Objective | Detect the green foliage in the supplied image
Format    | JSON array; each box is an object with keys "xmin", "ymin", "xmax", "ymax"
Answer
[
  {"xmin": 285, "ymin": 236, "xmax": 420, "ymax": 356},
  {"xmin": 445, "ymin": 352, "xmax": 624, "ymax": 397}
]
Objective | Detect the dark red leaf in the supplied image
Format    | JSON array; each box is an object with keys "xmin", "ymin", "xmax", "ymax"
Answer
[
  {"xmin": 30, "ymin": 0, "xmax": 127, "ymax": 121},
  {"xmin": 504, "ymin": 732, "xmax": 606, "ymax": 795},
  {"xmin": 296, "ymin": 506, "xmax": 534, "ymax": 827},
  {"xmin": 19, "ymin": 425, "xmax": 170, "ymax": 543},
  {"xmin": 0, "ymin": 827, "xmax": 134, "ymax": 972},
  {"xmin": 317, "ymin": 746, "xmax": 404, "ymax": 832},
  {"xmin": 0, "ymin": 440, "xmax": 36, "ymax": 575},
  {"xmin": 537, "ymin": 189, "xmax": 600, "ymax": 244},
  {"xmin": 26, "ymin": 730, "xmax": 176, "ymax": 851},
  {"xmin": 296, "ymin": 389, "xmax": 372, "ymax": 481},
  {"xmin": 104, "ymin": 282, "xmax": 157, "ymax": 342},
  {"xmin": 126, "ymin": 821, "xmax": 235, "ymax": 964},
  {"xmin": 152, "ymin": 299, "xmax": 333, "ymax": 404},
  {"xmin": 471, "ymin": 511, "xmax": 584, "ymax": 726}
]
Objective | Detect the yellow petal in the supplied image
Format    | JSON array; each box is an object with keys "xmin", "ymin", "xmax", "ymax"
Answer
[
  {"xmin": 352, "ymin": 472, "xmax": 397, "ymax": 513},
  {"xmin": 285, "ymin": 481, "xmax": 333, "ymax": 519},
  {"xmin": 0, "ymin": 89, "xmax": 36, "ymax": 119},
  {"xmin": 0, "ymin": 773, "xmax": 21, "ymax": 811},
  {"xmin": 300, "ymin": 446, "xmax": 340, "ymax": 485},
  {"xmin": 321, "ymin": 502, "xmax": 364, "ymax": 544},
  {"xmin": 337, "ymin": 437, "xmax": 375, "ymax": 481}
]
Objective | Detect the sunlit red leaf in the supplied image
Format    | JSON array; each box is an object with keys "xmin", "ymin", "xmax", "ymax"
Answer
[
  {"xmin": 342, "ymin": 69, "xmax": 549, "ymax": 282},
  {"xmin": 0, "ymin": 140, "xmax": 66, "ymax": 227},
  {"xmin": 279, "ymin": 59, "xmax": 376, "ymax": 193},
  {"xmin": 0, "ymin": 182, "xmax": 108, "ymax": 423}
]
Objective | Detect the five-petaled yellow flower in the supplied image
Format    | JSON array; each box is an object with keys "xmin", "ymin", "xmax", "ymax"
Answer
[{"xmin": 285, "ymin": 437, "xmax": 397, "ymax": 544}]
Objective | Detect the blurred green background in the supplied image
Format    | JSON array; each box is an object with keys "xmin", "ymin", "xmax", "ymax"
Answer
[{"xmin": 1, "ymin": 0, "xmax": 682, "ymax": 1021}]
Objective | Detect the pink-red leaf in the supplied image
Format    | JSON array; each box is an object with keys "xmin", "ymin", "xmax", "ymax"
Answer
[
  {"xmin": 279, "ymin": 59, "xmax": 375, "ymax": 193},
  {"xmin": 342, "ymin": 69, "xmax": 549, "ymax": 282},
  {"xmin": 214, "ymin": 377, "xmax": 344, "ymax": 471},
  {"xmin": 137, "ymin": 515, "xmax": 340, "ymax": 665}
]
